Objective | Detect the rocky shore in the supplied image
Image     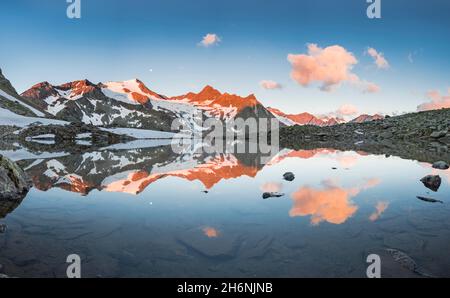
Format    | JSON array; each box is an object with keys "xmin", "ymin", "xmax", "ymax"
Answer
[
  {"xmin": 0, "ymin": 155, "xmax": 32, "ymax": 201},
  {"xmin": 279, "ymin": 108, "xmax": 450, "ymax": 165}
]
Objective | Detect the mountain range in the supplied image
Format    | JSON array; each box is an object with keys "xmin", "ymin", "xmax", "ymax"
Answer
[{"xmin": 1, "ymin": 68, "xmax": 384, "ymax": 134}]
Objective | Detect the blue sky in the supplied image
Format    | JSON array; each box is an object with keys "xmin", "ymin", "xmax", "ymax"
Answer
[{"xmin": 0, "ymin": 0, "xmax": 449, "ymax": 116}]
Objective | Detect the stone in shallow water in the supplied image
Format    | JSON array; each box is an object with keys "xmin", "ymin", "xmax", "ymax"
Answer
[
  {"xmin": 262, "ymin": 192, "xmax": 284, "ymax": 199},
  {"xmin": 416, "ymin": 196, "xmax": 444, "ymax": 204},
  {"xmin": 432, "ymin": 161, "xmax": 449, "ymax": 170},
  {"xmin": 420, "ymin": 175, "xmax": 441, "ymax": 192},
  {"xmin": 283, "ymin": 172, "xmax": 295, "ymax": 182},
  {"xmin": 177, "ymin": 227, "xmax": 239, "ymax": 259},
  {"xmin": 364, "ymin": 248, "xmax": 421, "ymax": 278}
]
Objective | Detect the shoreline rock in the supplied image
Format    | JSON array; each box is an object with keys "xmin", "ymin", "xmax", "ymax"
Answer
[
  {"xmin": 0, "ymin": 154, "xmax": 32, "ymax": 201},
  {"xmin": 432, "ymin": 161, "xmax": 449, "ymax": 170}
]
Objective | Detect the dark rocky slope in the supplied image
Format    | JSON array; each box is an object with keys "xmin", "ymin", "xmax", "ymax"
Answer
[{"xmin": 279, "ymin": 108, "xmax": 450, "ymax": 164}]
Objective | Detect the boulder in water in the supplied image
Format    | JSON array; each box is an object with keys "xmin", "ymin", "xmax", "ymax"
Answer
[
  {"xmin": 420, "ymin": 175, "xmax": 441, "ymax": 192},
  {"xmin": 0, "ymin": 154, "xmax": 32, "ymax": 201}
]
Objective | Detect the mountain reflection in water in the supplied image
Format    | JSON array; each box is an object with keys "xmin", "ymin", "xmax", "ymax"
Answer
[{"xmin": 0, "ymin": 143, "xmax": 450, "ymax": 278}]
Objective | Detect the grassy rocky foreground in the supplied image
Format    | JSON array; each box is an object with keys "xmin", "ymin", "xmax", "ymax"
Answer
[{"xmin": 279, "ymin": 108, "xmax": 450, "ymax": 165}]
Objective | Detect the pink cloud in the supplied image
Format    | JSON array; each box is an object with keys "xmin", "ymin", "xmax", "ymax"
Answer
[
  {"xmin": 322, "ymin": 104, "xmax": 358, "ymax": 121},
  {"xmin": 202, "ymin": 226, "xmax": 220, "ymax": 238},
  {"xmin": 199, "ymin": 33, "xmax": 221, "ymax": 47},
  {"xmin": 336, "ymin": 104, "xmax": 358, "ymax": 116},
  {"xmin": 369, "ymin": 201, "xmax": 389, "ymax": 221},
  {"xmin": 259, "ymin": 80, "xmax": 282, "ymax": 90},
  {"xmin": 335, "ymin": 154, "xmax": 359, "ymax": 168},
  {"xmin": 289, "ymin": 178, "xmax": 380, "ymax": 225},
  {"xmin": 363, "ymin": 82, "xmax": 381, "ymax": 93},
  {"xmin": 417, "ymin": 88, "xmax": 450, "ymax": 111},
  {"xmin": 287, "ymin": 43, "xmax": 378, "ymax": 93},
  {"xmin": 367, "ymin": 47, "xmax": 390, "ymax": 69}
]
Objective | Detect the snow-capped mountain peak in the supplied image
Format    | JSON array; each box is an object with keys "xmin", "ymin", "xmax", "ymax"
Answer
[
  {"xmin": 169, "ymin": 85, "xmax": 261, "ymax": 120},
  {"xmin": 350, "ymin": 114, "xmax": 384, "ymax": 123},
  {"xmin": 101, "ymin": 79, "xmax": 166, "ymax": 105}
]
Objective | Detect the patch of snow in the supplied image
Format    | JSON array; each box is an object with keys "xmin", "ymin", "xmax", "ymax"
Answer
[
  {"xmin": 44, "ymin": 95, "xmax": 66, "ymax": 115},
  {"xmin": 104, "ymin": 127, "xmax": 177, "ymax": 139},
  {"xmin": 101, "ymin": 170, "xmax": 136, "ymax": 187},
  {"xmin": 76, "ymin": 133, "xmax": 92, "ymax": 139},
  {"xmin": 24, "ymin": 159, "xmax": 44, "ymax": 170},
  {"xmin": 0, "ymin": 89, "xmax": 45, "ymax": 117},
  {"xmin": 102, "ymin": 79, "xmax": 162, "ymax": 104},
  {"xmin": 101, "ymin": 139, "xmax": 172, "ymax": 150},
  {"xmin": 47, "ymin": 159, "xmax": 66, "ymax": 172},
  {"xmin": 0, "ymin": 149, "xmax": 69, "ymax": 161},
  {"xmin": 0, "ymin": 107, "xmax": 67, "ymax": 127},
  {"xmin": 30, "ymin": 139, "xmax": 55, "ymax": 145},
  {"xmin": 76, "ymin": 140, "xmax": 92, "ymax": 146},
  {"xmin": 271, "ymin": 113, "xmax": 296, "ymax": 126},
  {"xmin": 31, "ymin": 134, "xmax": 56, "ymax": 139},
  {"xmin": 44, "ymin": 169, "xmax": 59, "ymax": 178}
]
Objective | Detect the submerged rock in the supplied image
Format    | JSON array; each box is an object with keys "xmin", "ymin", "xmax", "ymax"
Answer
[
  {"xmin": 420, "ymin": 175, "xmax": 441, "ymax": 192},
  {"xmin": 416, "ymin": 196, "xmax": 444, "ymax": 204},
  {"xmin": 283, "ymin": 172, "xmax": 295, "ymax": 182},
  {"xmin": 0, "ymin": 155, "xmax": 32, "ymax": 200},
  {"xmin": 432, "ymin": 161, "xmax": 449, "ymax": 170},
  {"xmin": 385, "ymin": 248, "xmax": 418, "ymax": 272},
  {"xmin": 385, "ymin": 248, "xmax": 435, "ymax": 278},
  {"xmin": 262, "ymin": 192, "xmax": 284, "ymax": 199}
]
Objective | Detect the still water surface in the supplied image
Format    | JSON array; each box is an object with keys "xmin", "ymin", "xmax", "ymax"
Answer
[{"xmin": 1, "ymin": 146, "xmax": 449, "ymax": 277}]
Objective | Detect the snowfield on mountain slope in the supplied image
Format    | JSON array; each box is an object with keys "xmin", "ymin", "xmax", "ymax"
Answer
[
  {"xmin": 102, "ymin": 80, "xmax": 253, "ymax": 120},
  {"xmin": 0, "ymin": 89, "xmax": 46, "ymax": 117},
  {"xmin": 0, "ymin": 107, "xmax": 67, "ymax": 127},
  {"xmin": 102, "ymin": 80, "xmax": 206, "ymax": 130},
  {"xmin": 104, "ymin": 127, "xmax": 178, "ymax": 139},
  {"xmin": 102, "ymin": 79, "xmax": 163, "ymax": 104},
  {"xmin": 0, "ymin": 107, "xmax": 179, "ymax": 141}
]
